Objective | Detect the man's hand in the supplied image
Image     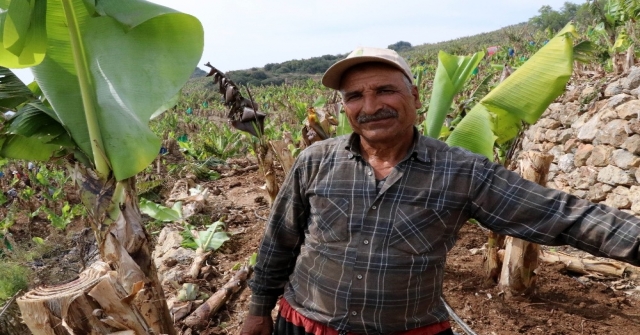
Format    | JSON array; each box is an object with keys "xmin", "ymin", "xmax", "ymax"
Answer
[{"xmin": 240, "ymin": 315, "xmax": 273, "ymax": 335}]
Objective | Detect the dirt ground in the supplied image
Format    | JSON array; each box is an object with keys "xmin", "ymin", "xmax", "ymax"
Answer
[{"xmin": 6, "ymin": 158, "xmax": 640, "ymax": 335}]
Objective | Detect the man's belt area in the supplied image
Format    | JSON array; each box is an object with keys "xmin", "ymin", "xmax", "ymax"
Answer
[{"xmin": 279, "ymin": 297, "xmax": 451, "ymax": 335}]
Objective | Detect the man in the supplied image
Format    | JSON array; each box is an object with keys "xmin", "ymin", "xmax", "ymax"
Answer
[{"xmin": 241, "ymin": 47, "xmax": 640, "ymax": 335}]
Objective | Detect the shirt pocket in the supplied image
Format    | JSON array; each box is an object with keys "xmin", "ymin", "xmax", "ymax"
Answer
[
  {"xmin": 390, "ymin": 204, "xmax": 449, "ymax": 255},
  {"xmin": 308, "ymin": 196, "xmax": 350, "ymax": 243}
]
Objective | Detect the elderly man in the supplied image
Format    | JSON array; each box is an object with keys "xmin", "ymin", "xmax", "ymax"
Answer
[{"xmin": 241, "ymin": 47, "xmax": 640, "ymax": 335}]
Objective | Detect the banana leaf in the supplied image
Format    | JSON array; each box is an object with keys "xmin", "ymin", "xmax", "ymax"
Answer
[
  {"xmin": 139, "ymin": 198, "xmax": 183, "ymax": 222},
  {"xmin": 424, "ymin": 50, "xmax": 484, "ymax": 138},
  {"xmin": 0, "ymin": 0, "xmax": 47, "ymax": 68},
  {"xmin": 195, "ymin": 221, "xmax": 230, "ymax": 252},
  {"xmin": 0, "ymin": 66, "xmax": 34, "ymax": 108},
  {"xmin": 0, "ymin": 0, "xmax": 204, "ymax": 181},
  {"xmin": 446, "ymin": 23, "xmax": 576, "ymax": 159},
  {"xmin": 336, "ymin": 110, "xmax": 352, "ymax": 136}
]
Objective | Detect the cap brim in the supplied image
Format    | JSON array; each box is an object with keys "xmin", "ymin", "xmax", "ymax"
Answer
[{"xmin": 321, "ymin": 56, "xmax": 409, "ymax": 90}]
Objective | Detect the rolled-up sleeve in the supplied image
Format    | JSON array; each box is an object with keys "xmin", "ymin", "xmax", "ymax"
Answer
[{"xmin": 470, "ymin": 158, "xmax": 640, "ymax": 266}]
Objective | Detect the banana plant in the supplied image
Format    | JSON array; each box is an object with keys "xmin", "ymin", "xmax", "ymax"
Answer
[
  {"xmin": 426, "ymin": 23, "xmax": 576, "ymax": 291},
  {"xmin": 440, "ymin": 23, "xmax": 576, "ymax": 158},
  {"xmin": 423, "ymin": 50, "xmax": 484, "ymax": 138},
  {"xmin": 0, "ymin": 1, "xmax": 203, "ymax": 334}
]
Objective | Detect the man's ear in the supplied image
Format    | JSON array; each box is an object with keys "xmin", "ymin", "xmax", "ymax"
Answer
[{"xmin": 412, "ymin": 85, "xmax": 422, "ymax": 109}]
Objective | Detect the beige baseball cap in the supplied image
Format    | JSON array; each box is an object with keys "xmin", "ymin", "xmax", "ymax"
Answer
[{"xmin": 321, "ymin": 47, "xmax": 413, "ymax": 89}]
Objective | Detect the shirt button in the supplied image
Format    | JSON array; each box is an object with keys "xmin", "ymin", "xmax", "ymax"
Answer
[
  {"xmin": 372, "ymin": 205, "xmax": 377, "ymax": 209},
  {"xmin": 367, "ymin": 171, "xmax": 372, "ymax": 176},
  {"xmin": 411, "ymin": 157, "xmax": 415, "ymax": 161},
  {"xmin": 348, "ymin": 154, "xmax": 354, "ymax": 158},
  {"xmin": 357, "ymin": 274, "xmax": 363, "ymax": 280},
  {"xmin": 363, "ymin": 240, "xmax": 369, "ymax": 245},
  {"xmin": 351, "ymin": 311, "xmax": 357, "ymax": 316}
]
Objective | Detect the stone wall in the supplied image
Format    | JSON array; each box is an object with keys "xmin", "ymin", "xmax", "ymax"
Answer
[{"xmin": 520, "ymin": 67, "xmax": 640, "ymax": 214}]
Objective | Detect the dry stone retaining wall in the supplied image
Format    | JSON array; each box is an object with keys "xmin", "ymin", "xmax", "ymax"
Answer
[{"xmin": 520, "ymin": 67, "xmax": 640, "ymax": 215}]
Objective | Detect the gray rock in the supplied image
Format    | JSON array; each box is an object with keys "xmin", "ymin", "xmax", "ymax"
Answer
[
  {"xmin": 612, "ymin": 149, "xmax": 640, "ymax": 169},
  {"xmin": 532, "ymin": 126, "xmax": 546, "ymax": 142},
  {"xmin": 622, "ymin": 66, "xmax": 640, "ymax": 90},
  {"xmin": 160, "ymin": 267, "xmax": 187, "ymax": 285},
  {"xmin": 154, "ymin": 228, "xmax": 184, "ymax": 258},
  {"xmin": 537, "ymin": 118, "xmax": 562, "ymax": 130},
  {"xmin": 548, "ymin": 145, "xmax": 566, "ymax": 161},
  {"xmin": 574, "ymin": 144, "xmax": 594, "ymax": 167},
  {"xmin": 588, "ymin": 183, "xmax": 614, "ymax": 202},
  {"xmin": 616, "ymin": 100, "xmax": 640, "ymax": 120},
  {"xmin": 595, "ymin": 119, "xmax": 629, "ymax": 147},
  {"xmin": 586, "ymin": 145, "xmax": 614, "ymax": 167},
  {"xmin": 622, "ymin": 135, "xmax": 640, "ymax": 154},
  {"xmin": 629, "ymin": 186, "xmax": 640, "ymax": 214},
  {"xmin": 558, "ymin": 154, "xmax": 575, "ymax": 173},
  {"xmin": 581, "ymin": 86, "xmax": 599, "ymax": 101},
  {"xmin": 603, "ymin": 186, "xmax": 631, "ymax": 209},
  {"xmin": 573, "ymin": 190, "xmax": 588, "ymax": 199},
  {"xmin": 577, "ymin": 113, "xmax": 601, "ymax": 142},
  {"xmin": 607, "ymin": 94, "xmax": 633, "ymax": 108},
  {"xmin": 540, "ymin": 142, "xmax": 555, "ymax": 152},
  {"xmin": 162, "ymin": 247, "xmax": 194, "ymax": 265},
  {"xmin": 569, "ymin": 166, "xmax": 598, "ymax": 189},
  {"xmin": 605, "ymin": 81, "xmax": 623, "ymax": 97},
  {"xmin": 600, "ymin": 108, "xmax": 619, "ymax": 122},
  {"xmin": 558, "ymin": 102, "xmax": 581, "ymax": 127},
  {"xmin": 564, "ymin": 87, "xmax": 580, "ymax": 103},
  {"xmin": 546, "ymin": 129, "xmax": 560, "ymax": 143},
  {"xmin": 628, "ymin": 120, "xmax": 640, "ymax": 135},
  {"xmin": 521, "ymin": 136, "xmax": 534, "ymax": 151},
  {"xmin": 564, "ymin": 138, "xmax": 579, "ymax": 152},
  {"xmin": 630, "ymin": 86, "xmax": 640, "ymax": 98},
  {"xmin": 597, "ymin": 165, "xmax": 634, "ymax": 185},
  {"xmin": 543, "ymin": 103, "xmax": 563, "ymax": 120}
]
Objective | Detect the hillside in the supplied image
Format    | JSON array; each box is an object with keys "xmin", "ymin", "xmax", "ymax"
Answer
[{"xmin": 208, "ymin": 23, "xmax": 530, "ymax": 87}]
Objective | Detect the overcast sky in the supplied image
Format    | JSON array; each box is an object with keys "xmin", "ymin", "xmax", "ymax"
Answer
[{"xmin": 14, "ymin": 0, "xmax": 577, "ymax": 83}]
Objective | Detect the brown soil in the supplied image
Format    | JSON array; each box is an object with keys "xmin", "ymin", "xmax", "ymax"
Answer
[{"xmin": 7, "ymin": 158, "xmax": 640, "ymax": 335}]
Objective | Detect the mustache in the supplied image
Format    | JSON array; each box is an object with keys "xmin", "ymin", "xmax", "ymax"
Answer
[{"xmin": 356, "ymin": 108, "xmax": 398, "ymax": 124}]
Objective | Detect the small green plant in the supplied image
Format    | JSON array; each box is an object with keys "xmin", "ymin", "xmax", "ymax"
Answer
[
  {"xmin": 42, "ymin": 202, "xmax": 84, "ymax": 231},
  {"xmin": 181, "ymin": 219, "xmax": 230, "ymax": 251},
  {"xmin": 0, "ymin": 262, "xmax": 30, "ymax": 304}
]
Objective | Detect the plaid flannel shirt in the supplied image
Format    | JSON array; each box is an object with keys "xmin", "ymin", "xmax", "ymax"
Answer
[{"xmin": 249, "ymin": 130, "xmax": 640, "ymax": 334}]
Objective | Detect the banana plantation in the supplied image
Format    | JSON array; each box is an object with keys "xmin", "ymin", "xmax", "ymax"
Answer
[{"xmin": 3, "ymin": 0, "xmax": 640, "ymax": 334}]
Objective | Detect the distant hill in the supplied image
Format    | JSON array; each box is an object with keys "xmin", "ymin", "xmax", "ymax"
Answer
[
  {"xmin": 191, "ymin": 67, "xmax": 208, "ymax": 79},
  {"xmin": 211, "ymin": 23, "xmax": 532, "ymax": 87}
]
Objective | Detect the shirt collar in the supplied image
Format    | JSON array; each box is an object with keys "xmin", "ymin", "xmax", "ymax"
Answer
[{"xmin": 345, "ymin": 127, "xmax": 430, "ymax": 163}]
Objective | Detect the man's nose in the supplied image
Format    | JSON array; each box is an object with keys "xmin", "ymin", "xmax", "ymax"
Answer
[{"xmin": 362, "ymin": 93, "xmax": 381, "ymax": 115}]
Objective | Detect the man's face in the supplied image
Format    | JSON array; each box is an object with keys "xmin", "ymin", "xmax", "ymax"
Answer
[{"xmin": 340, "ymin": 64, "xmax": 421, "ymax": 146}]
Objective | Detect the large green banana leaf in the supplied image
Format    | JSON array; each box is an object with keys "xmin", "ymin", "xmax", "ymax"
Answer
[
  {"xmin": 424, "ymin": 50, "xmax": 484, "ymax": 138},
  {"xmin": 0, "ymin": 0, "xmax": 203, "ymax": 181},
  {"xmin": 0, "ymin": 0, "xmax": 47, "ymax": 68},
  {"xmin": 446, "ymin": 24, "xmax": 576, "ymax": 159}
]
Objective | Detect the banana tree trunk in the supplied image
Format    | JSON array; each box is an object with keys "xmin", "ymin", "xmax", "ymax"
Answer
[
  {"xmin": 484, "ymin": 232, "xmax": 505, "ymax": 283},
  {"xmin": 624, "ymin": 45, "xmax": 635, "ymax": 74},
  {"xmin": 256, "ymin": 141, "xmax": 280, "ymax": 205},
  {"xmin": 482, "ymin": 68, "xmax": 513, "ymax": 284},
  {"xmin": 17, "ymin": 166, "xmax": 175, "ymax": 335},
  {"xmin": 497, "ymin": 151, "xmax": 553, "ymax": 296}
]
